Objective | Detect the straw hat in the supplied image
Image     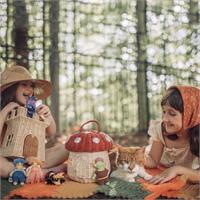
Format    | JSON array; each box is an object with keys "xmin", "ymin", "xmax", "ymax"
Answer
[{"xmin": 0, "ymin": 65, "xmax": 52, "ymax": 99}]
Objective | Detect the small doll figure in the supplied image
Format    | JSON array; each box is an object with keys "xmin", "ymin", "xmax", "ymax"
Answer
[
  {"xmin": 93, "ymin": 157, "xmax": 109, "ymax": 185},
  {"xmin": 45, "ymin": 171, "xmax": 65, "ymax": 185},
  {"xmin": 26, "ymin": 96, "xmax": 36, "ymax": 118},
  {"xmin": 8, "ymin": 158, "xmax": 26, "ymax": 185},
  {"xmin": 26, "ymin": 158, "xmax": 44, "ymax": 184}
]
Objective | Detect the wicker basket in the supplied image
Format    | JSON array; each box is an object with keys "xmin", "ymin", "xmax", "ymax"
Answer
[
  {"xmin": 65, "ymin": 120, "xmax": 113, "ymax": 183},
  {"xmin": 68, "ymin": 151, "xmax": 110, "ymax": 183},
  {"xmin": 1, "ymin": 107, "xmax": 50, "ymax": 161}
]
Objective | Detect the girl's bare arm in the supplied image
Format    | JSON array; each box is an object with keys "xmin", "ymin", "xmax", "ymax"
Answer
[
  {"xmin": 36, "ymin": 104, "xmax": 56, "ymax": 136},
  {"xmin": 145, "ymin": 141, "xmax": 164, "ymax": 168}
]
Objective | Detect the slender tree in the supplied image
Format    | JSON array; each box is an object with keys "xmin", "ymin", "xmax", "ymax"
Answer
[
  {"xmin": 72, "ymin": 0, "xmax": 78, "ymax": 123},
  {"xmin": 13, "ymin": 0, "xmax": 28, "ymax": 68},
  {"xmin": 49, "ymin": 0, "xmax": 60, "ymax": 135},
  {"xmin": 136, "ymin": 0, "xmax": 149, "ymax": 133},
  {"xmin": 188, "ymin": 0, "xmax": 199, "ymax": 24},
  {"xmin": 42, "ymin": 0, "xmax": 49, "ymax": 105},
  {"xmin": 188, "ymin": 0, "xmax": 199, "ymax": 84}
]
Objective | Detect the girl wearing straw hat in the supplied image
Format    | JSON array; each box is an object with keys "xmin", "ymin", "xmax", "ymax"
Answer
[{"xmin": 0, "ymin": 65, "xmax": 68, "ymax": 178}]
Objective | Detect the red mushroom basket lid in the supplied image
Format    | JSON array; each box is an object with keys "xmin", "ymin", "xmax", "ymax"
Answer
[{"xmin": 65, "ymin": 120, "xmax": 113, "ymax": 152}]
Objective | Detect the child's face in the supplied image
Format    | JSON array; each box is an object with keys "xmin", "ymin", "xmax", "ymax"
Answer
[
  {"xmin": 162, "ymin": 104, "xmax": 182, "ymax": 135},
  {"xmin": 15, "ymin": 81, "xmax": 34, "ymax": 105}
]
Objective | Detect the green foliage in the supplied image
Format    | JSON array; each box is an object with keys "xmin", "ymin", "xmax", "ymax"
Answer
[
  {"xmin": 0, "ymin": 0, "xmax": 199, "ymax": 135},
  {"xmin": 96, "ymin": 177, "xmax": 149, "ymax": 199}
]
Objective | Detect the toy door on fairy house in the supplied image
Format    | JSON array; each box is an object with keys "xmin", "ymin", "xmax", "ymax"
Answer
[{"xmin": 1, "ymin": 107, "xmax": 50, "ymax": 161}]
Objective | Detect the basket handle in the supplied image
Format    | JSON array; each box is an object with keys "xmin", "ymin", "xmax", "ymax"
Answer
[{"xmin": 80, "ymin": 120, "xmax": 100, "ymax": 133}]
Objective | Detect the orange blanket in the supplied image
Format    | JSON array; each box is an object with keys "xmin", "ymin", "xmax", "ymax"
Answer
[
  {"xmin": 4, "ymin": 167, "xmax": 189, "ymax": 200},
  {"xmin": 138, "ymin": 167, "xmax": 187, "ymax": 200},
  {"xmin": 4, "ymin": 178, "xmax": 98, "ymax": 200}
]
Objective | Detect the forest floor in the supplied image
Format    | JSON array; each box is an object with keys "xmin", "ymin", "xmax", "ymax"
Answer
[
  {"xmin": 110, "ymin": 133, "xmax": 149, "ymax": 147},
  {"xmin": 46, "ymin": 133, "xmax": 149, "ymax": 148}
]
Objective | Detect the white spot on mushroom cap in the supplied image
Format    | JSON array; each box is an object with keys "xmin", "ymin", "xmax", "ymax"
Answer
[
  {"xmin": 93, "ymin": 137, "xmax": 100, "ymax": 144},
  {"xmin": 74, "ymin": 137, "xmax": 81, "ymax": 143}
]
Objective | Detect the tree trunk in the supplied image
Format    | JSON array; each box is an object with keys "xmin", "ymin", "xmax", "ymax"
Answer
[
  {"xmin": 188, "ymin": 0, "xmax": 199, "ymax": 84},
  {"xmin": 42, "ymin": 0, "xmax": 48, "ymax": 105},
  {"xmin": 72, "ymin": 1, "xmax": 78, "ymax": 123},
  {"xmin": 136, "ymin": 0, "xmax": 149, "ymax": 133},
  {"xmin": 13, "ymin": 0, "xmax": 28, "ymax": 68},
  {"xmin": 188, "ymin": 0, "xmax": 199, "ymax": 24},
  {"xmin": 49, "ymin": 0, "xmax": 60, "ymax": 135}
]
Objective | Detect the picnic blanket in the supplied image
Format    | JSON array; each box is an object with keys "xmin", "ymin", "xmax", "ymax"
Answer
[
  {"xmin": 139, "ymin": 167, "xmax": 187, "ymax": 200},
  {"xmin": 3, "ymin": 178, "xmax": 98, "ymax": 199},
  {"xmin": 2, "ymin": 167, "xmax": 198, "ymax": 200}
]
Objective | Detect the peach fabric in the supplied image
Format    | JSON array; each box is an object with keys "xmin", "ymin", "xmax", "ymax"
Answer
[
  {"xmin": 169, "ymin": 85, "xmax": 200, "ymax": 131},
  {"xmin": 147, "ymin": 120, "xmax": 199, "ymax": 169},
  {"xmin": 138, "ymin": 167, "xmax": 187, "ymax": 200}
]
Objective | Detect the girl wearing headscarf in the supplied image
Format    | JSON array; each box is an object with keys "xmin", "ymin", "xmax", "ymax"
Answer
[{"xmin": 145, "ymin": 85, "xmax": 200, "ymax": 183}]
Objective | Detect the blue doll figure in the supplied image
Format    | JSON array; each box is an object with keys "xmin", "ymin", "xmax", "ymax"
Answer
[
  {"xmin": 8, "ymin": 158, "xmax": 27, "ymax": 185},
  {"xmin": 26, "ymin": 96, "xmax": 36, "ymax": 118}
]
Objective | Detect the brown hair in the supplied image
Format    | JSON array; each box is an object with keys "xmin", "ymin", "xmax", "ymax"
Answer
[
  {"xmin": 189, "ymin": 124, "xmax": 199, "ymax": 157},
  {"xmin": 0, "ymin": 83, "xmax": 18, "ymax": 110},
  {"xmin": 161, "ymin": 88, "xmax": 183, "ymax": 140},
  {"xmin": 161, "ymin": 88, "xmax": 183, "ymax": 113},
  {"xmin": 161, "ymin": 87, "xmax": 199, "ymax": 157}
]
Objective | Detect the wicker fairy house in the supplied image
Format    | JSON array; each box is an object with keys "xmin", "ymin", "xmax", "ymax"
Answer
[{"xmin": 1, "ymin": 106, "xmax": 50, "ymax": 161}]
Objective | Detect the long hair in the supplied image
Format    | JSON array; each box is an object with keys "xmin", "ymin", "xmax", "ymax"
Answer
[
  {"xmin": 161, "ymin": 87, "xmax": 200, "ymax": 157},
  {"xmin": 161, "ymin": 88, "xmax": 183, "ymax": 140},
  {"xmin": 189, "ymin": 124, "xmax": 199, "ymax": 157},
  {"xmin": 0, "ymin": 83, "xmax": 18, "ymax": 110}
]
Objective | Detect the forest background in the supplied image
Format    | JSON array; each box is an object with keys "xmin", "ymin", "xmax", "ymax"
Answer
[{"xmin": 0, "ymin": 0, "xmax": 199, "ymax": 145}]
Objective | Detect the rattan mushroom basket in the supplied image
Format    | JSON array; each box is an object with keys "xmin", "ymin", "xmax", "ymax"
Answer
[{"xmin": 65, "ymin": 120, "xmax": 113, "ymax": 183}]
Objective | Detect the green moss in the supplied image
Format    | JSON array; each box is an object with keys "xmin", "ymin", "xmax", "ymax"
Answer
[{"xmin": 96, "ymin": 177, "xmax": 149, "ymax": 199}]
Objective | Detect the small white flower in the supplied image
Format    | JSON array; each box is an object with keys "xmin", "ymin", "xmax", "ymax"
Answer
[
  {"xmin": 93, "ymin": 137, "xmax": 100, "ymax": 144},
  {"xmin": 74, "ymin": 137, "xmax": 81, "ymax": 143}
]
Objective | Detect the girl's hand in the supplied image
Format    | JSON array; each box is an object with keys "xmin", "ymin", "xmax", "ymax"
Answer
[
  {"xmin": 148, "ymin": 166, "xmax": 180, "ymax": 184},
  {"xmin": 36, "ymin": 104, "xmax": 56, "ymax": 135},
  {"xmin": 36, "ymin": 104, "xmax": 52, "ymax": 120}
]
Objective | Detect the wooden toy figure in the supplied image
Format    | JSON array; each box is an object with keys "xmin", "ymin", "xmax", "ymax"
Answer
[{"xmin": 8, "ymin": 158, "xmax": 26, "ymax": 185}]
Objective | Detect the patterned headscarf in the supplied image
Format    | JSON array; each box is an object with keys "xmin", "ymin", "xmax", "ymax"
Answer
[{"xmin": 169, "ymin": 85, "xmax": 200, "ymax": 131}]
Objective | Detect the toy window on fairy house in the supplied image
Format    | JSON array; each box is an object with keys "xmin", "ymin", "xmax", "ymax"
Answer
[{"xmin": 1, "ymin": 99, "xmax": 50, "ymax": 161}]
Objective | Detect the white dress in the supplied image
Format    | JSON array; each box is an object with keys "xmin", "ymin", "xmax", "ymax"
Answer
[{"xmin": 146, "ymin": 120, "xmax": 199, "ymax": 169}]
